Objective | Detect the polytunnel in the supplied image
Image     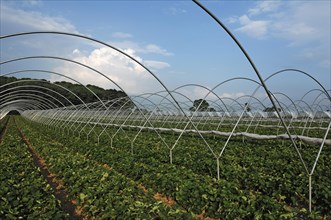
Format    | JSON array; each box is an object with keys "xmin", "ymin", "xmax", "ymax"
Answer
[{"xmin": 1, "ymin": 1, "xmax": 330, "ymax": 218}]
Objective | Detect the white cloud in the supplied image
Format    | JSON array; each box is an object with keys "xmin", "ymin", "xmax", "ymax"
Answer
[
  {"xmin": 145, "ymin": 44, "xmax": 173, "ymax": 56},
  {"xmin": 226, "ymin": 16, "xmax": 238, "ymax": 24},
  {"xmin": 229, "ymin": 1, "xmax": 330, "ymax": 45},
  {"xmin": 174, "ymin": 87, "xmax": 249, "ymax": 105},
  {"xmin": 235, "ymin": 15, "xmax": 270, "ymax": 38},
  {"xmin": 220, "ymin": 92, "xmax": 246, "ymax": 99},
  {"xmin": 176, "ymin": 86, "xmax": 218, "ymax": 102},
  {"xmin": 72, "ymin": 49, "xmax": 81, "ymax": 55},
  {"xmin": 248, "ymin": 1, "xmax": 281, "ymax": 16},
  {"xmin": 228, "ymin": 1, "xmax": 330, "ymax": 69},
  {"xmin": 1, "ymin": 5, "xmax": 78, "ymax": 33},
  {"xmin": 272, "ymin": 2, "xmax": 329, "ymax": 46},
  {"xmin": 166, "ymin": 7, "xmax": 187, "ymax": 15},
  {"xmin": 23, "ymin": 0, "xmax": 42, "ymax": 6},
  {"xmin": 51, "ymin": 46, "xmax": 169, "ymax": 95},
  {"xmin": 273, "ymin": 22, "xmax": 315, "ymax": 46},
  {"xmin": 144, "ymin": 60, "xmax": 170, "ymax": 70},
  {"xmin": 110, "ymin": 40, "xmax": 173, "ymax": 56},
  {"xmin": 112, "ymin": 32, "xmax": 132, "ymax": 39}
]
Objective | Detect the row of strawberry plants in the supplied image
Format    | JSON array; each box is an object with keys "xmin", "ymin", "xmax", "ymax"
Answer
[
  {"xmin": 65, "ymin": 122, "xmax": 331, "ymax": 217},
  {"xmin": 131, "ymin": 129, "xmax": 330, "ymax": 216},
  {"xmin": 112, "ymin": 132, "xmax": 329, "ymax": 218},
  {"xmin": 19, "ymin": 117, "xmax": 324, "ymax": 219},
  {"xmin": 0, "ymin": 117, "xmax": 68, "ymax": 219},
  {"xmin": 94, "ymin": 125, "xmax": 330, "ymax": 216},
  {"xmin": 15, "ymin": 117, "xmax": 194, "ymax": 219},
  {"xmin": 0, "ymin": 116, "xmax": 9, "ymax": 139},
  {"xmin": 70, "ymin": 121, "xmax": 330, "ymax": 217}
]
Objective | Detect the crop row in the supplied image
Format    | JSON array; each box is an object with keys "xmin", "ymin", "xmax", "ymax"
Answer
[
  {"xmin": 18, "ymin": 117, "xmax": 330, "ymax": 218},
  {"xmin": 51, "ymin": 114, "xmax": 329, "ymax": 138},
  {"xmin": 14, "ymin": 117, "xmax": 194, "ymax": 219},
  {"xmin": 0, "ymin": 117, "xmax": 9, "ymax": 141},
  {"xmin": 104, "ymin": 126, "xmax": 330, "ymax": 217},
  {"xmin": 0, "ymin": 117, "xmax": 68, "ymax": 219}
]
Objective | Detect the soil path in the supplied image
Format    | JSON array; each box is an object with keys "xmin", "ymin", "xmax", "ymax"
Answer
[
  {"xmin": 14, "ymin": 119, "xmax": 85, "ymax": 220},
  {"xmin": 0, "ymin": 117, "xmax": 10, "ymax": 144}
]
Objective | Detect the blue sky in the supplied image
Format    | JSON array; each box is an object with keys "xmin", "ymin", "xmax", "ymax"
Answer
[{"xmin": 1, "ymin": 0, "xmax": 330, "ymax": 104}]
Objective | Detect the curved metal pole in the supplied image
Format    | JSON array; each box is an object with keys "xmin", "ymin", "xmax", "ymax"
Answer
[
  {"xmin": 300, "ymin": 89, "xmax": 329, "ymax": 103},
  {"xmin": 0, "ymin": 58, "xmax": 116, "ymax": 110},
  {"xmin": 0, "ymin": 93, "xmax": 60, "ymax": 110},
  {"xmin": 172, "ymin": 83, "xmax": 230, "ymax": 113},
  {"xmin": 1, "ymin": 99, "xmax": 52, "ymax": 111},
  {"xmin": 2, "ymin": 102, "xmax": 42, "ymax": 115},
  {"xmin": 265, "ymin": 69, "xmax": 331, "ymax": 101},
  {"xmin": 0, "ymin": 85, "xmax": 73, "ymax": 108},
  {"xmin": 0, "ymin": 77, "xmax": 93, "ymax": 131},
  {"xmin": 1, "ymin": 101, "xmax": 45, "ymax": 112},
  {"xmin": 193, "ymin": 0, "xmax": 312, "ymax": 176},
  {"xmin": 0, "ymin": 74, "xmax": 88, "ymax": 107},
  {"xmin": 0, "ymin": 32, "xmax": 190, "ymax": 122},
  {"xmin": 1, "ymin": 31, "xmax": 220, "ymax": 155},
  {"xmin": 1, "ymin": 70, "xmax": 102, "ymax": 129},
  {"xmin": 0, "ymin": 58, "xmax": 175, "ymax": 143}
]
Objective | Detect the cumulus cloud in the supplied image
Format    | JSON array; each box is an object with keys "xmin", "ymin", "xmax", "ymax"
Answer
[
  {"xmin": 51, "ymin": 46, "xmax": 170, "ymax": 95},
  {"xmin": 236, "ymin": 15, "xmax": 270, "ymax": 38}
]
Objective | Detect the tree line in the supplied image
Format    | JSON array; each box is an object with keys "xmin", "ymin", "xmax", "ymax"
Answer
[{"xmin": 0, "ymin": 76, "xmax": 132, "ymax": 109}]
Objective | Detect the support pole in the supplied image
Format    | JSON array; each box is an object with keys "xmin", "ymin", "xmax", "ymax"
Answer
[
  {"xmin": 309, "ymin": 174, "xmax": 312, "ymax": 212},
  {"xmin": 217, "ymin": 157, "xmax": 220, "ymax": 181},
  {"xmin": 131, "ymin": 141, "xmax": 134, "ymax": 155}
]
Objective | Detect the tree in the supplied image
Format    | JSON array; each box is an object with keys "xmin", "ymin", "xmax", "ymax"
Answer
[
  {"xmin": 190, "ymin": 99, "xmax": 210, "ymax": 112},
  {"xmin": 244, "ymin": 103, "xmax": 251, "ymax": 112},
  {"xmin": 0, "ymin": 76, "xmax": 130, "ymax": 108},
  {"xmin": 263, "ymin": 106, "xmax": 281, "ymax": 112}
]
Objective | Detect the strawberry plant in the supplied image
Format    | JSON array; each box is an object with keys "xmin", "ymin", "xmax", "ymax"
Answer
[
  {"xmin": 15, "ymin": 116, "xmax": 331, "ymax": 219},
  {"xmin": 0, "ymin": 118, "xmax": 68, "ymax": 219}
]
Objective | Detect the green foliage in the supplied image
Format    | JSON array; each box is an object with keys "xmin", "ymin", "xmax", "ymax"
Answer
[
  {"xmin": 0, "ymin": 118, "xmax": 68, "ymax": 219},
  {"xmin": 8, "ymin": 116, "xmax": 331, "ymax": 219},
  {"xmin": 190, "ymin": 99, "xmax": 215, "ymax": 112},
  {"xmin": 13, "ymin": 117, "xmax": 194, "ymax": 219},
  {"xmin": 0, "ymin": 76, "xmax": 132, "ymax": 108},
  {"xmin": 263, "ymin": 106, "xmax": 282, "ymax": 112}
]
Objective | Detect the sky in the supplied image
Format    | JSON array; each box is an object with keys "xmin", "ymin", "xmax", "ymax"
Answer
[{"xmin": 0, "ymin": 0, "xmax": 330, "ymax": 105}]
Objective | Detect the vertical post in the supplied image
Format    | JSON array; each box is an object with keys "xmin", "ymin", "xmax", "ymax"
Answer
[
  {"xmin": 170, "ymin": 149, "xmax": 173, "ymax": 164},
  {"xmin": 131, "ymin": 141, "xmax": 134, "ymax": 155},
  {"xmin": 309, "ymin": 174, "xmax": 312, "ymax": 212},
  {"xmin": 217, "ymin": 157, "xmax": 220, "ymax": 181}
]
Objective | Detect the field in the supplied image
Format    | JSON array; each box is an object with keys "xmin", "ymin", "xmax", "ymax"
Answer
[
  {"xmin": 1, "ymin": 115, "xmax": 330, "ymax": 219},
  {"xmin": 1, "ymin": 1, "xmax": 331, "ymax": 219}
]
